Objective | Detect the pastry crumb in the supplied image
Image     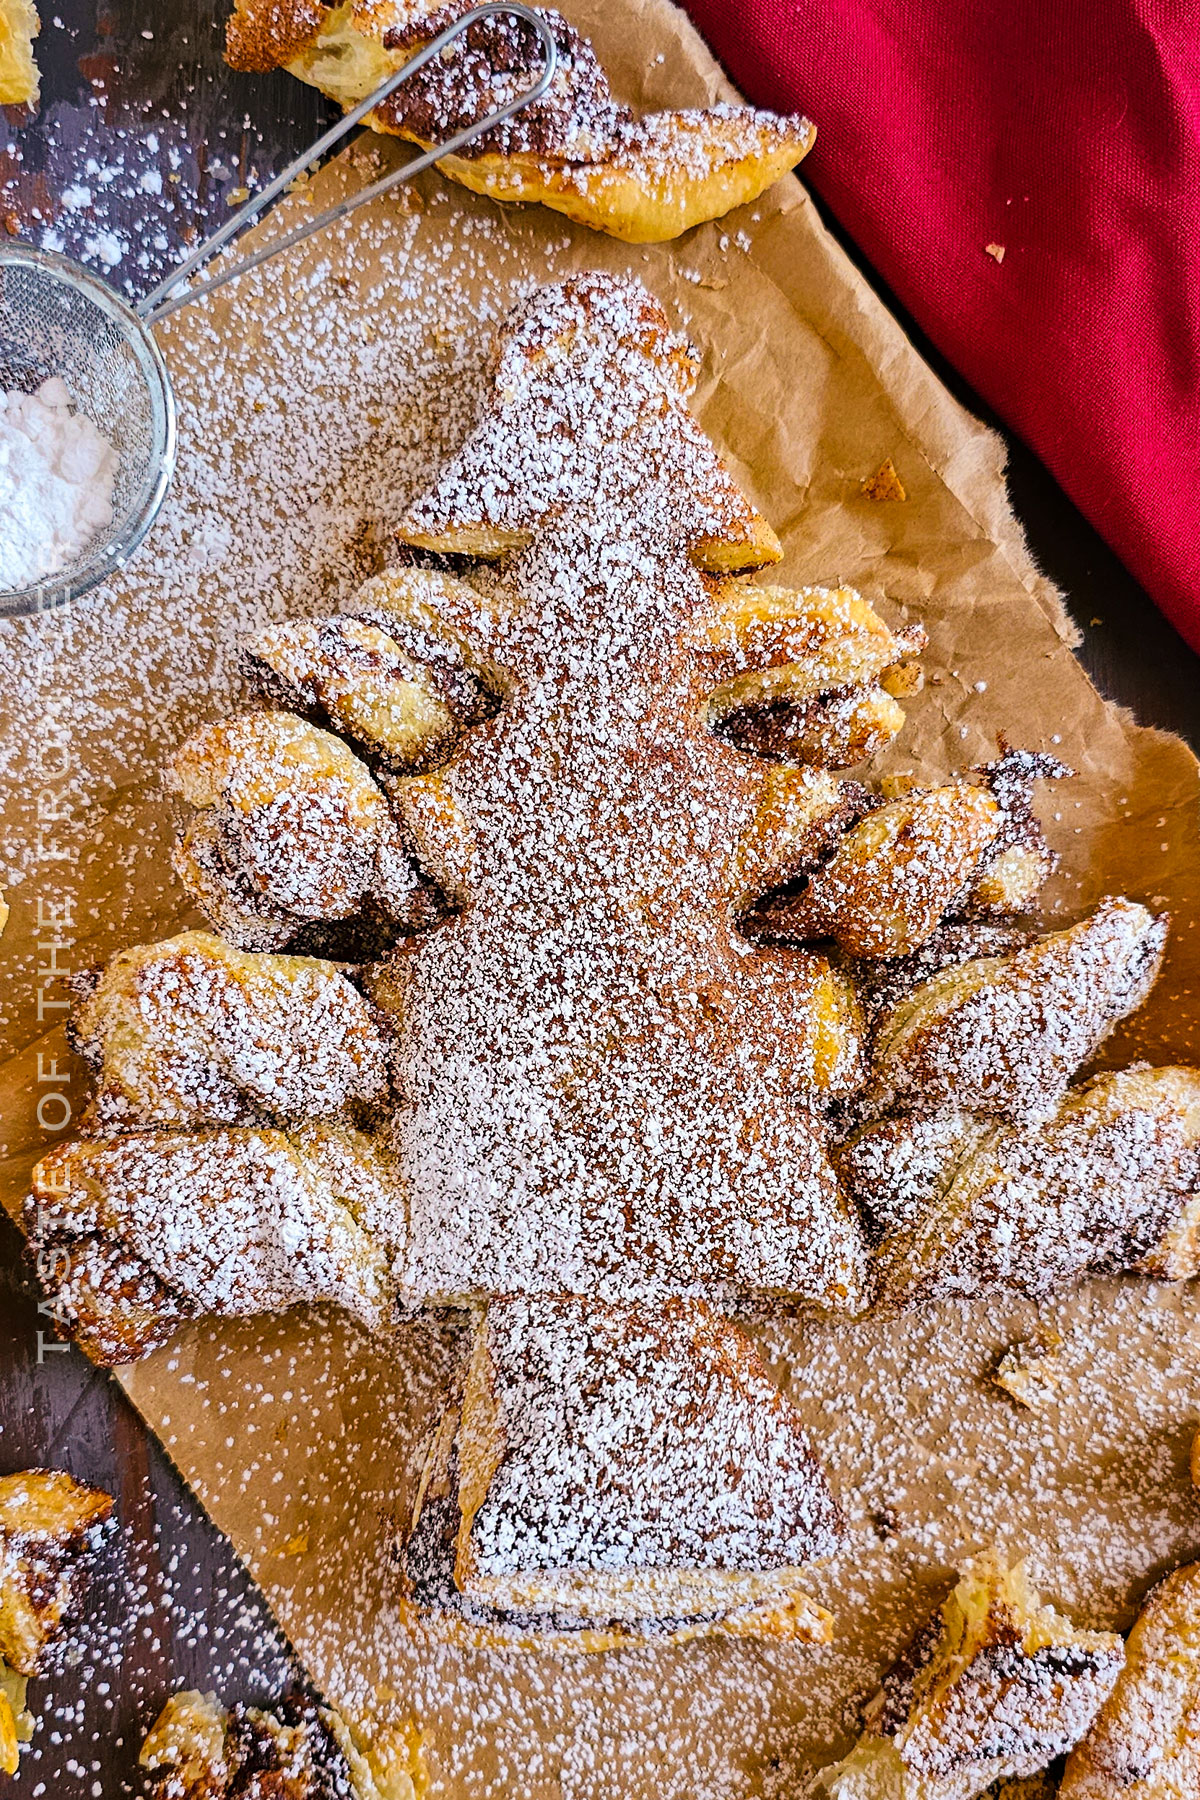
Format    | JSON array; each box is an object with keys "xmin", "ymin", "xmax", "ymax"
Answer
[
  {"xmin": 995, "ymin": 1331, "xmax": 1065, "ymax": 1410},
  {"xmin": 860, "ymin": 457, "xmax": 907, "ymax": 501},
  {"xmin": 985, "ymin": 241, "xmax": 1006, "ymax": 262},
  {"xmin": 272, "ymin": 1531, "xmax": 310, "ymax": 1558}
]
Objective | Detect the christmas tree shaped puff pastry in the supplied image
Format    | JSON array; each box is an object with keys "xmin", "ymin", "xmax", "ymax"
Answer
[{"xmin": 30, "ymin": 275, "xmax": 939, "ymax": 1647}]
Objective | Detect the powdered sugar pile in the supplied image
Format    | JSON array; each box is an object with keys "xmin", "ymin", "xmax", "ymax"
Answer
[{"xmin": 0, "ymin": 377, "xmax": 117, "ymax": 590}]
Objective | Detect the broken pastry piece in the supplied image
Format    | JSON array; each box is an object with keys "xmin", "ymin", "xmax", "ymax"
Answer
[
  {"xmin": 819, "ymin": 1551, "xmax": 1123, "ymax": 1800},
  {"xmin": 168, "ymin": 709, "xmax": 436, "ymax": 955},
  {"xmin": 0, "ymin": 1469, "xmax": 114, "ymax": 1774},
  {"xmin": 401, "ymin": 1295, "xmax": 841, "ymax": 1650},
  {"xmin": 70, "ymin": 931, "xmax": 390, "ymax": 1131},
  {"xmin": 861, "ymin": 459, "xmax": 907, "ymax": 504},
  {"xmin": 26, "ymin": 1124, "xmax": 403, "ymax": 1362},
  {"xmin": 843, "ymin": 1066, "xmax": 1200, "ymax": 1310},
  {"xmin": 140, "ymin": 1688, "xmax": 423, "ymax": 1800},
  {"xmin": 0, "ymin": 1471, "xmax": 113, "ymax": 1676},
  {"xmin": 239, "ymin": 578, "xmax": 500, "ymax": 778},
  {"xmin": 224, "ymin": 0, "xmax": 814, "ymax": 243},
  {"xmin": 748, "ymin": 752, "xmax": 1065, "ymax": 959},
  {"xmin": 1060, "ymin": 1559, "xmax": 1200, "ymax": 1800},
  {"xmin": 699, "ymin": 582, "xmax": 926, "ymax": 770},
  {"xmin": 993, "ymin": 1332, "xmax": 1065, "ymax": 1412},
  {"xmin": 0, "ymin": 0, "xmax": 39, "ymax": 107},
  {"xmin": 864, "ymin": 898, "xmax": 1168, "ymax": 1123}
]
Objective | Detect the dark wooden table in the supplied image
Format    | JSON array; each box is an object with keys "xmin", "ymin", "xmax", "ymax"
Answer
[{"xmin": 3, "ymin": 6, "xmax": 1198, "ymax": 1795}]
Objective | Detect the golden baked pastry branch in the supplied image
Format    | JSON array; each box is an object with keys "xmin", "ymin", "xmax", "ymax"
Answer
[
  {"xmin": 223, "ymin": 0, "xmax": 817, "ymax": 243},
  {"xmin": 0, "ymin": 1470, "xmax": 114, "ymax": 1774},
  {"xmin": 819, "ymin": 1550, "xmax": 1124, "ymax": 1798},
  {"xmin": 140, "ymin": 1687, "xmax": 424, "ymax": 1800}
]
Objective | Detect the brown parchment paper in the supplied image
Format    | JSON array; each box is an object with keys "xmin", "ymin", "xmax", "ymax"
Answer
[{"xmin": 3, "ymin": 0, "xmax": 1200, "ymax": 1790}]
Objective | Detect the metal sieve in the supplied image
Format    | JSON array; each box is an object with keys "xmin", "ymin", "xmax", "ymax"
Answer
[{"xmin": 0, "ymin": 2, "xmax": 557, "ymax": 619}]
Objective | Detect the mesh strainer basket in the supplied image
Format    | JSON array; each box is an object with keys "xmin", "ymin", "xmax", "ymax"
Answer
[
  {"xmin": 0, "ymin": 2, "xmax": 556, "ymax": 619},
  {"xmin": 0, "ymin": 246, "xmax": 176, "ymax": 616}
]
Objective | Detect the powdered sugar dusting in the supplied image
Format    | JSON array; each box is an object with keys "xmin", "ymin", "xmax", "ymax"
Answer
[
  {"xmin": 32, "ymin": 1127, "xmax": 394, "ymax": 1331},
  {"xmin": 0, "ymin": 175, "xmax": 532, "ymax": 897},
  {"xmin": 112, "ymin": 1266, "xmax": 1200, "ymax": 1794}
]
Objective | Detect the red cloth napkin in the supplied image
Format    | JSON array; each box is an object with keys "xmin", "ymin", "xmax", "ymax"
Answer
[{"xmin": 680, "ymin": 0, "xmax": 1200, "ymax": 654}]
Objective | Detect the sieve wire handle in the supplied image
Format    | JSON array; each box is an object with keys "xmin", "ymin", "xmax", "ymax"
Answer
[{"xmin": 136, "ymin": 2, "xmax": 557, "ymax": 326}]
